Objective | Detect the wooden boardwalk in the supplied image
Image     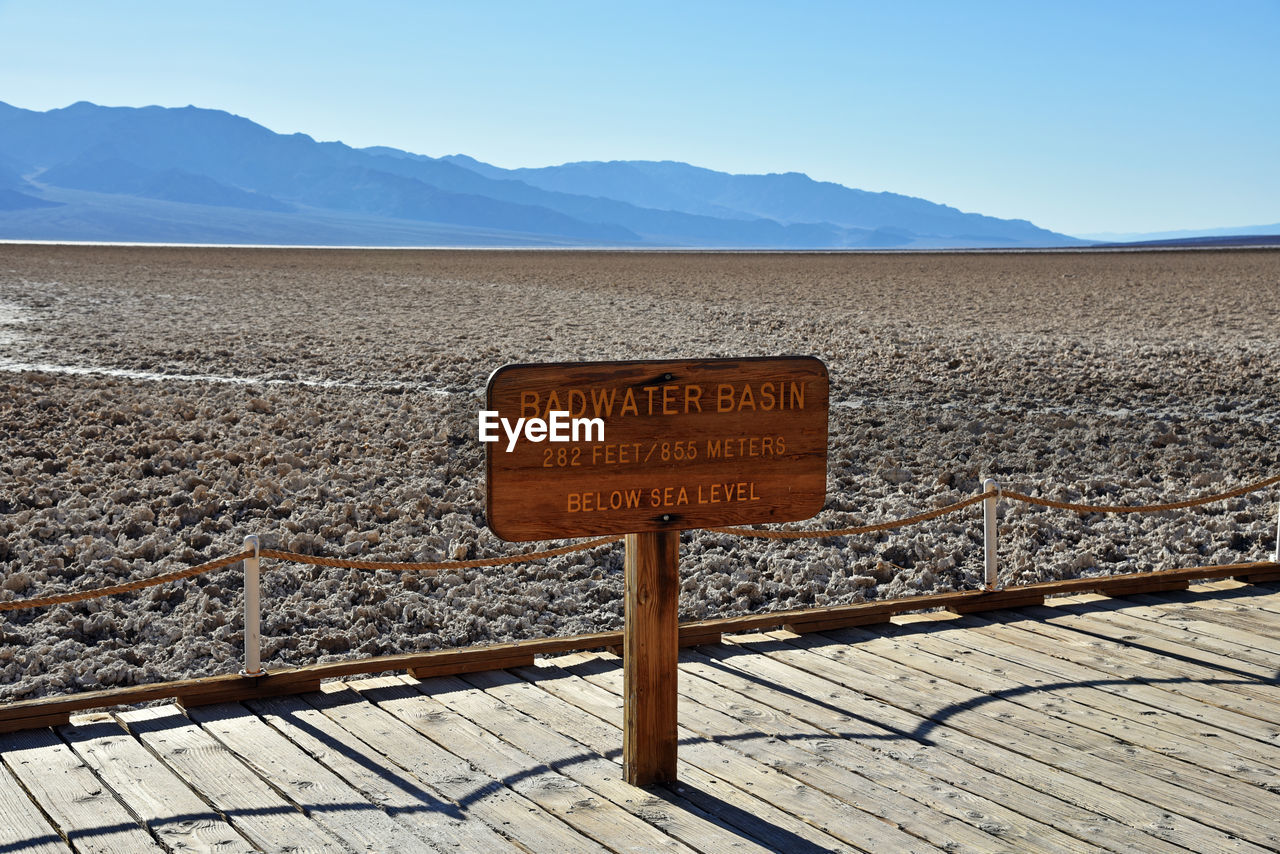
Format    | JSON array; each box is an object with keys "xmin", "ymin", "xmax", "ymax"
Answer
[{"xmin": 2, "ymin": 578, "xmax": 1278, "ymax": 853}]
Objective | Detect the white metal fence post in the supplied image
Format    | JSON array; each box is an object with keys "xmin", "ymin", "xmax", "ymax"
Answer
[
  {"xmin": 983, "ymin": 479, "xmax": 1000, "ymax": 591},
  {"xmin": 1274, "ymin": 501, "xmax": 1279, "ymax": 565},
  {"xmin": 240, "ymin": 534, "xmax": 263, "ymax": 677}
]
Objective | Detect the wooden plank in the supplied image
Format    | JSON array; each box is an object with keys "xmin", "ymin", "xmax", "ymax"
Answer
[
  {"xmin": 667, "ymin": 650, "xmax": 1093, "ymax": 854},
  {"xmin": 0, "ymin": 711, "xmax": 75, "ymax": 733},
  {"xmin": 1234, "ymin": 566, "xmax": 1280, "ymax": 583},
  {"xmin": 244, "ymin": 692, "xmax": 523, "ymax": 852},
  {"xmin": 789, "ymin": 627, "xmax": 1280, "ymax": 852},
  {"xmin": 533, "ymin": 653, "xmax": 947, "ymax": 853},
  {"xmin": 1040, "ymin": 592, "xmax": 1280, "ymax": 673},
  {"xmin": 1240, "ymin": 580, "xmax": 1280, "ymax": 609},
  {"xmin": 1090, "ymin": 590, "xmax": 1280, "ymax": 651},
  {"xmin": 486, "ymin": 356, "xmax": 829, "ymax": 540},
  {"xmin": 806, "ymin": 626, "xmax": 1280, "ymax": 848},
  {"xmin": 944, "ymin": 588, "xmax": 1045, "ymax": 614},
  {"xmin": 305, "ymin": 682, "xmax": 608, "ymax": 853},
  {"xmin": 352, "ymin": 674, "xmax": 696, "ymax": 853},
  {"xmin": 0, "ymin": 671, "xmax": 327, "ymax": 734},
  {"xmin": 677, "ymin": 599, "xmax": 936, "ymax": 639},
  {"xmin": 116, "ymin": 705, "xmax": 347, "ymax": 853},
  {"xmin": 580, "ymin": 653, "xmax": 1063, "ymax": 854},
  {"xmin": 0, "ymin": 756, "xmax": 72, "ymax": 853},
  {"xmin": 464, "ymin": 662, "xmax": 879, "ymax": 853},
  {"xmin": 684, "ymin": 641, "xmax": 1186, "ymax": 854},
  {"xmin": 1090, "ymin": 577, "xmax": 1189, "ymax": 596},
  {"xmin": 980, "ymin": 607, "xmax": 1280, "ymax": 720},
  {"xmin": 0, "ymin": 727, "xmax": 163, "ymax": 853},
  {"xmin": 892, "ymin": 610, "xmax": 1280, "ymax": 776},
  {"xmin": 409, "ymin": 651, "xmax": 534, "ymax": 678},
  {"xmin": 1191, "ymin": 579, "xmax": 1280, "ymax": 614},
  {"xmin": 624, "ymin": 530, "xmax": 680, "ymax": 786},
  {"xmin": 1128, "ymin": 592, "xmax": 1280, "ymax": 639},
  {"xmin": 925, "ymin": 610, "xmax": 1280, "ymax": 751},
  {"xmin": 686, "ymin": 632, "xmax": 1280, "ymax": 850},
  {"xmin": 59, "ymin": 714, "xmax": 255, "ymax": 854},
  {"xmin": 827, "ymin": 621, "xmax": 1280, "ymax": 813},
  {"xmin": 1044, "ymin": 588, "xmax": 1280, "ymax": 660},
  {"xmin": 1033, "ymin": 595, "xmax": 1280, "ymax": 681},
  {"xmin": 1130, "ymin": 582, "xmax": 1280, "ymax": 619},
  {"xmin": 837, "ymin": 623, "xmax": 1280, "ymax": 829},
  {"xmin": 402, "ymin": 669, "xmax": 779, "ymax": 854},
  {"xmin": 175, "ymin": 674, "xmax": 323, "ymax": 708},
  {"xmin": 676, "ymin": 628, "xmax": 723, "ymax": 647},
  {"xmin": 739, "ymin": 630, "xmax": 1273, "ymax": 854},
  {"xmin": 782, "ymin": 611, "xmax": 891, "ymax": 634},
  {"xmin": 184, "ymin": 701, "xmax": 432, "ymax": 852}
]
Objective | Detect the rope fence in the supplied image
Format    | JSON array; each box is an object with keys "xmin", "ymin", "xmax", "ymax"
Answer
[
  {"xmin": 713, "ymin": 472, "xmax": 1280, "ymax": 537},
  {"xmin": 708, "ymin": 493, "xmax": 990, "ymax": 539},
  {"xmin": 0, "ymin": 550, "xmax": 253, "ymax": 613},
  {"xmin": 2, "ymin": 472, "xmax": 1277, "ymax": 617},
  {"xmin": 1001, "ymin": 472, "xmax": 1280, "ymax": 514},
  {"xmin": 0, "ymin": 537, "xmax": 624, "ymax": 613},
  {"xmin": 256, "ymin": 535, "xmax": 624, "ymax": 572}
]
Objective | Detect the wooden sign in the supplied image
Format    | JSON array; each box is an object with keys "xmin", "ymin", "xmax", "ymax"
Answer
[{"xmin": 484, "ymin": 356, "xmax": 828, "ymax": 541}]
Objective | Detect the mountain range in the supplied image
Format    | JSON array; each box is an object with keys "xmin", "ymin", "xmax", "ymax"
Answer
[
  {"xmin": 1080, "ymin": 224, "xmax": 1280, "ymax": 243},
  {"xmin": 1, "ymin": 100, "xmax": 1087, "ymax": 248}
]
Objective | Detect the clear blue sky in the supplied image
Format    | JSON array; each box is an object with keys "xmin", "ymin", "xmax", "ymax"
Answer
[{"xmin": 2, "ymin": 0, "xmax": 1276, "ymax": 236}]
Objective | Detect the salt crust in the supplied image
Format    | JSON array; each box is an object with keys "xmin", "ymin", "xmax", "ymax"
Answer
[{"xmin": 1, "ymin": 246, "xmax": 1277, "ymax": 700}]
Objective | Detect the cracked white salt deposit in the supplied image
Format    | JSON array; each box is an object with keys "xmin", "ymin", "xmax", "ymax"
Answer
[{"xmin": 1, "ymin": 245, "xmax": 1277, "ymax": 701}]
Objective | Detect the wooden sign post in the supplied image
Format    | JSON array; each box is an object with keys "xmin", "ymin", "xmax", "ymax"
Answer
[
  {"xmin": 623, "ymin": 530, "xmax": 680, "ymax": 784},
  {"xmin": 485, "ymin": 356, "xmax": 828, "ymax": 786}
]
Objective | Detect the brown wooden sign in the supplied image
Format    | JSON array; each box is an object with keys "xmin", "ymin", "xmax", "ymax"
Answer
[{"xmin": 484, "ymin": 356, "xmax": 828, "ymax": 541}]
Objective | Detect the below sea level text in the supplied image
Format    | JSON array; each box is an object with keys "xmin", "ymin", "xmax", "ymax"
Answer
[{"xmin": 567, "ymin": 482, "xmax": 761, "ymax": 513}]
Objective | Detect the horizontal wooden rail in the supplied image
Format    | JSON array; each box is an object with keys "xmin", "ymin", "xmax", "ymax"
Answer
[{"xmin": 0, "ymin": 559, "xmax": 1275, "ymax": 734}]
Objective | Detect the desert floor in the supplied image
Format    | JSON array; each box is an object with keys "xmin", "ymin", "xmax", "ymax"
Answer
[{"xmin": 1, "ymin": 244, "xmax": 1277, "ymax": 700}]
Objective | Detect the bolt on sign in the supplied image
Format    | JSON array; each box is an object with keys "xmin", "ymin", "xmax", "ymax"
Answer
[{"xmin": 484, "ymin": 356, "xmax": 829, "ymax": 541}]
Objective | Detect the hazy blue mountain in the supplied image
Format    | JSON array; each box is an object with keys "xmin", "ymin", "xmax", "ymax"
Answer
[
  {"xmin": 438, "ymin": 156, "xmax": 1064, "ymax": 244},
  {"xmin": 357, "ymin": 144, "xmax": 867, "ymax": 246},
  {"xmin": 0, "ymin": 102, "xmax": 637, "ymax": 244},
  {"xmin": 0, "ymin": 188, "xmax": 61, "ymax": 211},
  {"xmin": 1087, "ymin": 233, "xmax": 1280, "ymax": 248},
  {"xmin": 1079, "ymin": 224, "xmax": 1280, "ymax": 242},
  {"xmin": 2, "ymin": 184, "xmax": 594, "ymax": 246},
  {"xmin": 41, "ymin": 154, "xmax": 294, "ymax": 211},
  {"xmin": 0, "ymin": 100, "xmax": 1084, "ymax": 247},
  {"xmin": 0, "ymin": 150, "xmax": 62, "ymax": 210}
]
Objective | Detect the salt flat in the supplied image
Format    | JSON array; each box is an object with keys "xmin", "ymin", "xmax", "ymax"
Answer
[{"xmin": 1, "ymin": 245, "xmax": 1276, "ymax": 700}]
